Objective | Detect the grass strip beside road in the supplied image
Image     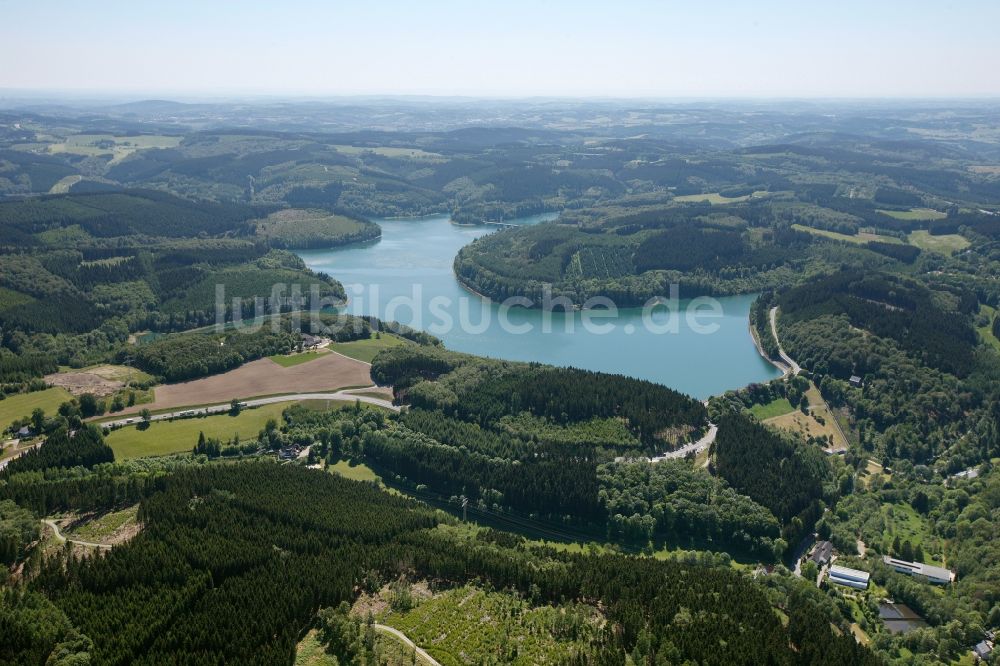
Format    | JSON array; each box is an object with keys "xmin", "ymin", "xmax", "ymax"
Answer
[{"xmin": 106, "ymin": 403, "xmax": 287, "ymax": 459}]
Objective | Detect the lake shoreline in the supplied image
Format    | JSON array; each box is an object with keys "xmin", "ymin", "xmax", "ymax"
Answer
[
  {"xmin": 747, "ymin": 307, "xmax": 789, "ymax": 379},
  {"xmin": 298, "ymin": 215, "xmax": 781, "ymax": 399}
]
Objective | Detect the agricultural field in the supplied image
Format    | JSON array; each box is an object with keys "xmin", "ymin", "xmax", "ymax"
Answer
[
  {"xmin": 105, "ymin": 402, "xmax": 287, "ymax": 459},
  {"xmin": 674, "ymin": 191, "xmax": 751, "ymax": 204},
  {"xmin": 749, "ymin": 397, "xmax": 795, "ymax": 421},
  {"xmin": 791, "ymin": 224, "xmax": 903, "ymax": 245},
  {"xmin": 268, "ymin": 350, "xmax": 329, "ymax": 367},
  {"xmin": 372, "ymin": 583, "xmax": 603, "ymax": 665},
  {"xmin": 907, "ymin": 230, "xmax": 970, "ymax": 255},
  {"xmin": 44, "ymin": 133, "xmax": 181, "ymax": 164},
  {"xmin": 116, "ymin": 353, "xmax": 374, "ymax": 414},
  {"xmin": 329, "ymin": 333, "xmax": 409, "ymax": 363},
  {"xmin": 0, "ymin": 387, "xmax": 73, "ymax": 431},
  {"xmin": 877, "ymin": 208, "xmax": 948, "ymax": 221},
  {"xmin": 332, "ymin": 145, "xmax": 445, "ymax": 160}
]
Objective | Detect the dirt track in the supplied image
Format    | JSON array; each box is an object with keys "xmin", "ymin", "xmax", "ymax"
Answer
[{"xmin": 118, "ymin": 354, "xmax": 375, "ymax": 413}]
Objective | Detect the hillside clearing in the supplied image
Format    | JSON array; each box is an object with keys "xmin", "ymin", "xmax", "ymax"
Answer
[
  {"xmin": 764, "ymin": 384, "xmax": 848, "ymax": 450},
  {"xmin": 877, "ymin": 208, "xmax": 947, "ymax": 221},
  {"xmin": 978, "ymin": 305, "xmax": 1000, "ymax": 353},
  {"xmin": 294, "ymin": 630, "xmax": 338, "ymax": 666},
  {"xmin": 329, "ymin": 333, "xmax": 409, "ymax": 363},
  {"xmin": 366, "ymin": 582, "xmax": 603, "ymax": 665},
  {"xmin": 66, "ymin": 504, "xmax": 141, "ymax": 546},
  {"xmin": 749, "ymin": 397, "xmax": 795, "ymax": 421},
  {"xmin": 328, "ymin": 459, "xmax": 381, "ymax": 482}
]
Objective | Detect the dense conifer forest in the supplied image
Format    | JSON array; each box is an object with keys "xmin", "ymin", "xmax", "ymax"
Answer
[{"xmin": 1, "ymin": 455, "xmax": 877, "ymax": 666}]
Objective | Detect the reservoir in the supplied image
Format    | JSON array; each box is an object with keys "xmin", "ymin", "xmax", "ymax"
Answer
[{"xmin": 297, "ymin": 214, "xmax": 781, "ymax": 399}]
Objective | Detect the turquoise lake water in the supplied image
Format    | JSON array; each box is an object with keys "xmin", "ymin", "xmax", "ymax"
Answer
[{"xmin": 297, "ymin": 214, "xmax": 781, "ymax": 399}]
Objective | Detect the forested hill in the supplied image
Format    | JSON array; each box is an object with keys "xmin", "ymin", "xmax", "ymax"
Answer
[
  {"xmin": 0, "ymin": 459, "xmax": 878, "ymax": 665},
  {"xmin": 713, "ymin": 412, "xmax": 829, "ymax": 534},
  {"xmin": 778, "ymin": 271, "xmax": 978, "ymax": 378},
  {"xmin": 0, "ymin": 190, "xmax": 352, "ymax": 377},
  {"xmin": 370, "ymin": 344, "xmax": 708, "ymax": 449},
  {"xmin": 357, "ymin": 345, "xmax": 818, "ymax": 559},
  {"xmin": 773, "ymin": 270, "xmax": 1000, "ymax": 468},
  {"xmin": 0, "ymin": 190, "xmax": 267, "ymax": 243},
  {"xmin": 453, "ymin": 203, "xmax": 910, "ymax": 306}
]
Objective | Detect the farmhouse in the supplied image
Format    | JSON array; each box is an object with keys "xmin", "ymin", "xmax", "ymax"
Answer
[
  {"xmin": 974, "ymin": 638, "xmax": 993, "ymax": 662},
  {"xmin": 277, "ymin": 444, "xmax": 302, "ymax": 460},
  {"xmin": 17, "ymin": 426, "xmax": 33, "ymax": 438},
  {"xmin": 809, "ymin": 540, "xmax": 833, "ymax": 566},
  {"xmin": 950, "ymin": 467, "xmax": 979, "ymax": 481},
  {"xmin": 301, "ymin": 333, "xmax": 323, "ymax": 349},
  {"xmin": 827, "ymin": 565, "xmax": 870, "ymax": 590},
  {"xmin": 882, "ymin": 556, "xmax": 955, "ymax": 584}
]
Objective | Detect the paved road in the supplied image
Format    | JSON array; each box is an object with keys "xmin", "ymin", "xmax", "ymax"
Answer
[
  {"xmin": 42, "ymin": 519, "xmax": 112, "ymax": 550},
  {"xmin": 100, "ymin": 389, "xmax": 398, "ymax": 429},
  {"xmin": 651, "ymin": 423, "xmax": 718, "ymax": 462},
  {"xmin": 372, "ymin": 624, "xmax": 441, "ymax": 666},
  {"xmin": 769, "ymin": 307, "xmax": 801, "ymax": 376},
  {"xmin": 0, "ymin": 442, "xmax": 41, "ymax": 472}
]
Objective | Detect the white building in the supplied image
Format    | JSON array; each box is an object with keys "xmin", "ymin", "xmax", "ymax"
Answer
[
  {"xmin": 882, "ymin": 556, "xmax": 955, "ymax": 584},
  {"xmin": 828, "ymin": 565, "xmax": 870, "ymax": 590}
]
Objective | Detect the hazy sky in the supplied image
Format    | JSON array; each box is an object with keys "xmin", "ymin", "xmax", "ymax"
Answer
[{"xmin": 2, "ymin": 0, "xmax": 999, "ymax": 98}]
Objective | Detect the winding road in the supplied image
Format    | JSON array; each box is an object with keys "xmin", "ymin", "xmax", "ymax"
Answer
[
  {"xmin": 651, "ymin": 423, "xmax": 718, "ymax": 462},
  {"xmin": 769, "ymin": 307, "xmax": 801, "ymax": 376},
  {"xmin": 373, "ymin": 624, "xmax": 442, "ymax": 666},
  {"xmin": 42, "ymin": 519, "xmax": 112, "ymax": 550},
  {"xmin": 99, "ymin": 388, "xmax": 398, "ymax": 429}
]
